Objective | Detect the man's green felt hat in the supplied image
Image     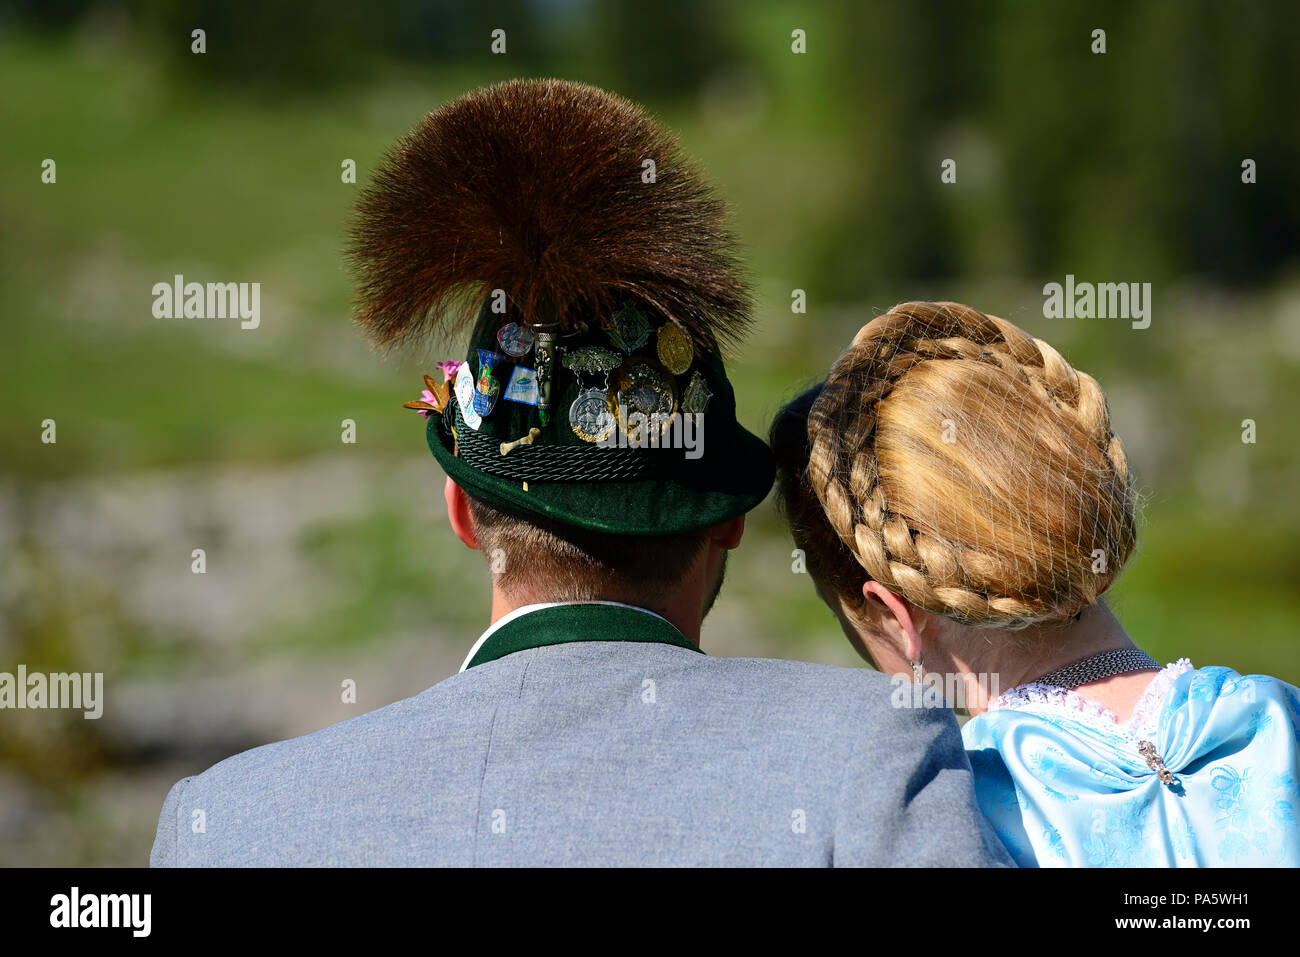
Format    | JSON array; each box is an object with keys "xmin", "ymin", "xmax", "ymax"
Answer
[{"xmin": 348, "ymin": 79, "xmax": 774, "ymax": 535}]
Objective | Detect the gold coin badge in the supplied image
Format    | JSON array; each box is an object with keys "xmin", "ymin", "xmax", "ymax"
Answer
[
  {"xmin": 569, "ymin": 388, "xmax": 617, "ymax": 443},
  {"xmin": 614, "ymin": 361, "xmax": 676, "ymax": 444},
  {"xmin": 656, "ymin": 323, "xmax": 694, "ymax": 375}
]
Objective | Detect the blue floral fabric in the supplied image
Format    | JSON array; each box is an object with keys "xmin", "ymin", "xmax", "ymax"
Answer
[{"xmin": 962, "ymin": 664, "xmax": 1300, "ymax": 867}]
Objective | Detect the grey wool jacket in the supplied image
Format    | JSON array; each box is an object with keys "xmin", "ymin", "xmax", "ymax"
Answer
[{"xmin": 151, "ymin": 602, "xmax": 1012, "ymax": 867}]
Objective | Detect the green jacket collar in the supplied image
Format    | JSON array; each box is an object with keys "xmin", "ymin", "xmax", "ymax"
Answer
[{"xmin": 460, "ymin": 601, "xmax": 703, "ymax": 671}]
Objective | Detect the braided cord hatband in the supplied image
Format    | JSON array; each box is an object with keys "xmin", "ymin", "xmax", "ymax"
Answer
[{"xmin": 439, "ymin": 395, "xmax": 681, "ymax": 483}]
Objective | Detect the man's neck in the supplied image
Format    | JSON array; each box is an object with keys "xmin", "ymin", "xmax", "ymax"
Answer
[{"xmin": 489, "ymin": 588, "xmax": 704, "ymax": 646}]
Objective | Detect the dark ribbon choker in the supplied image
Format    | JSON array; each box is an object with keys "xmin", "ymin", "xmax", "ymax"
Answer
[{"xmin": 1034, "ymin": 648, "xmax": 1161, "ymax": 690}]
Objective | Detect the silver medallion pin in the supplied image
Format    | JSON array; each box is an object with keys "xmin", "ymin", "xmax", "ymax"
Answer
[
  {"xmin": 562, "ymin": 346, "xmax": 621, "ymax": 443},
  {"xmin": 569, "ymin": 388, "xmax": 616, "ymax": 444}
]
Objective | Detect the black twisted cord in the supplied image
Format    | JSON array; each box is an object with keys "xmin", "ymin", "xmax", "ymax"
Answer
[{"xmin": 438, "ymin": 395, "xmax": 677, "ymax": 483}]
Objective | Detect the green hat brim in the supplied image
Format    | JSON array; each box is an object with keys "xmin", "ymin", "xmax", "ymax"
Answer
[{"xmin": 426, "ymin": 411, "xmax": 775, "ymax": 536}]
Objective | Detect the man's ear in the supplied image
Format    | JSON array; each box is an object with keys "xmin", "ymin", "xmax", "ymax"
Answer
[
  {"xmin": 863, "ymin": 580, "xmax": 924, "ymax": 663},
  {"xmin": 444, "ymin": 478, "xmax": 481, "ymax": 550},
  {"xmin": 709, "ymin": 514, "xmax": 745, "ymax": 551}
]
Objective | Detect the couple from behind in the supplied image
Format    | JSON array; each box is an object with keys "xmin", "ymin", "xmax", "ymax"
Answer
[{"xmin": 152, "ymin": 80, "xmax": 1299, "ymax": 868}]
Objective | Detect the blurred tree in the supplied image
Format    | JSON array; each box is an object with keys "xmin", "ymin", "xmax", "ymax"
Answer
[
  {"xmin": 117, "ymin": 0, "xmax": 544, "ymax": 90},
  {"xmin": 814, "ymin": 0, "xmax": 983, "ymax": 297},
  {"xmin": 129, "ymin": 0, "xmax": 388, "ymax": 90},
  {"xmin": 807, "ymin": 0, "xmax": 1300, "ymax": 299},
  {"xmin": 588, "ymin": 0, "xmax": 739, "ymax": 101}
]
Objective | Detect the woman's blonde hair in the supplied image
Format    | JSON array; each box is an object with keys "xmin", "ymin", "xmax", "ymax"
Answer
[{"xmin": 797, "ymin": 301, "xmax": 1135, "ymax": 630}]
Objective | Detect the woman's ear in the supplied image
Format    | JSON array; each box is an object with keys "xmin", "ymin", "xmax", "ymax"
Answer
[
  {"xmin": 444, "ymin": 478, "xmax": 481, "ymax": 550},
  {"xmin": 862, "ymin": 580, "xmax": 924, "ymax": 663}
]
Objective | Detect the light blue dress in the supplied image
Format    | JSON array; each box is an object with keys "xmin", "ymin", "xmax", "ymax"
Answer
[{"xmin": 962, "ymin": 660, "xmax": 1300, "ymax": 867}]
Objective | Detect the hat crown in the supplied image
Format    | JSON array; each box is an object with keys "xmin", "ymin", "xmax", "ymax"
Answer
[{"xmin": 350, "ymin": 79, "xmax": 773, "ymax": 534}]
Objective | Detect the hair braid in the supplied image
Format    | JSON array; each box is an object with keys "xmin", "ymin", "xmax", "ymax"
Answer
[{"xmin": 805, "ymin": 301, "xmax": 1135, "ymax": 629}]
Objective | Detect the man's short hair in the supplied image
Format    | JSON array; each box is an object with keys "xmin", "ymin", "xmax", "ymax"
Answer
[{"xmin": 465, "ymin": 494, "xmax": 711, "ymax": 599}]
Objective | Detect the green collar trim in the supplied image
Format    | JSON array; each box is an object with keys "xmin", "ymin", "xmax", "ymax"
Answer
[{"xmin": 462, "ymin": 602, "xmax": 703, "ymax": 670}]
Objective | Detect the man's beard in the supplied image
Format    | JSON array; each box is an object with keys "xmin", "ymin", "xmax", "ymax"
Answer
[{"xmin": 702, "ymin": 550, "xmax": 727, "ymax": 619}]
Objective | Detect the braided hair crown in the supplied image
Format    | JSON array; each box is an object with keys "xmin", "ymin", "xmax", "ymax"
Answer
[{"xmin": 805, "ymin": 301, "xmax": 1135, "ymax": 630}]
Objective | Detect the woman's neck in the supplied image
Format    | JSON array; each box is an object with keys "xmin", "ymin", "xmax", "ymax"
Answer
[{"xmin": 938, "ymin": 602, "xmax": 1158, "ymax": 719}]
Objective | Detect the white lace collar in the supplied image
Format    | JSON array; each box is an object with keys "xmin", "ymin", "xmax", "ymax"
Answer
[{"xmin": 988, "ymin": 658, "xmax": 1194, "ymax": 740}]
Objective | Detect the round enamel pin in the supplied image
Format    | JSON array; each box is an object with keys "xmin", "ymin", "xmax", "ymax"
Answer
[
  {"xmin": 569, "ymin": 388, "xmax": 616, "ymax": 443},
  {"xmin": 496, "ymin": 321, "xmax": 534, "ymax": 358},
  {"xmin": 656, "ymin": 322, "xmax": 693, "ymax": 375}
]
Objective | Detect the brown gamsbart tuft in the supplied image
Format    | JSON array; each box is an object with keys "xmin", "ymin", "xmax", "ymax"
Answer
[{"xmin": 347, "ymin": 78, "xmax": 752, "ymax": 351}]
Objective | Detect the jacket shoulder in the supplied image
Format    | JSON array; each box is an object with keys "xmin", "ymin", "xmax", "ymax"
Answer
[
  {"xmin": 149, "ymin": 683, "xmax": 483, "ymax": 865},
  {"xmin": 690, "ymin": 655, "xmax": 914, "ymax": 720}
]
